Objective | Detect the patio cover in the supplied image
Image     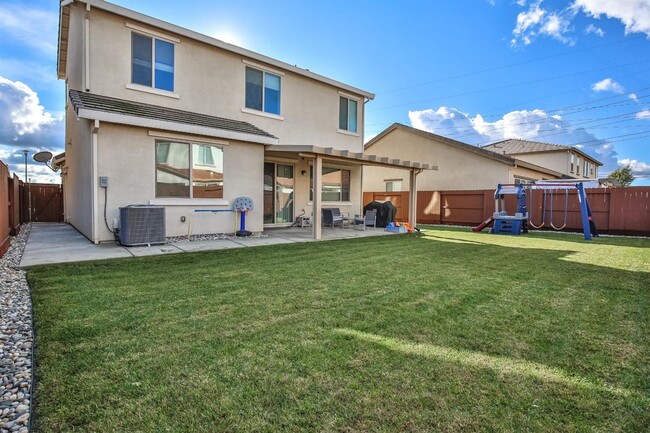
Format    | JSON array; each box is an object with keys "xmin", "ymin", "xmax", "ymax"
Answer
[{"xmin": 266, "ymin": 145, "xmax": 438, "ymax": 239}]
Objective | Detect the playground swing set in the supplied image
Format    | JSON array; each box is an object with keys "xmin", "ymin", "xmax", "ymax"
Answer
[{"xmin": 472, "ymin": 181, "xmax": 599, "ymax": 240}]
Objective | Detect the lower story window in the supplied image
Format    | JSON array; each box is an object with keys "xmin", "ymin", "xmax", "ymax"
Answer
[
  {"xmin": 310, "ymin": 166, "xmax": 350, "ymax": 201},
  {"xmin": 385, "ymin": 179, "xmax": 402, "ymax": 192},
  {"xmin": 155, "ymin": 141, "xmax": 224, "ymax": 198}
]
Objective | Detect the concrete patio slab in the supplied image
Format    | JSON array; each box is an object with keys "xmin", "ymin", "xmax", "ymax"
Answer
[
  {"xmin": 20, "ymin": 223, "xmax": 400, "ymax": 268},
  {"xmin": 230, "ymin": 236, "xmax": 296, "ymax": 247},
  {"xmin": 20, "ymin": 224, "xmax": 131, "ymax": 267},
  {"xmin": 127, "ymin": 244, "xmax": 184, "ymax": 257},
  {"xmin": 172, "ymin": 239, "xmax": 244, "ymax": 252}
]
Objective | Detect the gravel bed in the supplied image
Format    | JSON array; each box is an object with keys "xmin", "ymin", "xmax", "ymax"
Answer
[
  {"xmin": 0, "ymin": 224, "xmax": 32, "ymax": 433},
  {"xmin": 167, "ymin": 232, "xmax": 268, "ymax": 243}
]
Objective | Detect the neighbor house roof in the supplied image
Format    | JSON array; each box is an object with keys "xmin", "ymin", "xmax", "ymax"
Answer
[
  {"xmin": 483, "ymin": 139, "xmax": 603, "ymax": 166},
  {"xmin": 69, "ymin": 90, "xmax": 278, "ymax": 145},
  {"xmin": 364, "ymin": 123, "xmax": 565, "ymax": 178},
  {"xmin": 57, "ymin": 0, "xmax": 375, "ymax": 100},
  {"xmin": 365, "ymin": 123, "xmax": 515, "ymax": 165}
]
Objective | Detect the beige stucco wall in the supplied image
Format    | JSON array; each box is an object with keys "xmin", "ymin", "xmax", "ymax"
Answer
[
  {"xmin": 66, "ymin": 3, "xmax": 86, "ymax": 92},
  {"xmin": 509, "ymin": 151, "xmax": 598, "ymax": 180},
  {"xmin": 63, "ymin": 107, "xmax": 94, "ymax": 239},
  {"xmin": 510, "ymin": 165, "xmax": 559, "ymax": 182},
  {"xmin": 85, "ymin": 7, "xmax": 365, "ymax": 152},
  {"xmin": 62, "ymin": 4, "xmax": 95, "ymax": 239},
  {"xmin": 363, "ymin": 128, "xmax": 511, "ymax": 192},
  {"xmin": 94, "ymin": 123, "xmax": 264, "ymax": 241},
  {"xmin": 509, "ymin": 152, "xmax": 569, "ymax": 177}
]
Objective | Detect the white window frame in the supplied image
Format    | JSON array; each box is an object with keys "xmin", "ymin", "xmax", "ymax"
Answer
[
  {"xmin": 243, "ymin": 61, "xmax": 283, "ymax": 118},
  {"xmin": 130, "ymin": 31, "xmax": 176, "ymax": 94},
  {"xmin": 338, "ymin": 92, "xmax": 360, "ymax": 136},
  {"xmin": 154, "ymin": 140, "xmax": 224, "ymax": 199},
  {"xmin": 385, "ymin": 179, "xmax": 403, "ymax": 192}
]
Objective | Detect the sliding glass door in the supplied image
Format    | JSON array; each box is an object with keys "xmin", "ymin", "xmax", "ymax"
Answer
[{"xmin": 264, "ymin": 162, "xmax": 294, "ymax": 224}]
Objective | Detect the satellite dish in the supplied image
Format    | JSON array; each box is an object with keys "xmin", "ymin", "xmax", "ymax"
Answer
[{"xmin": 33, "ymin": 151, "xmax": 53, "ymax": 163}]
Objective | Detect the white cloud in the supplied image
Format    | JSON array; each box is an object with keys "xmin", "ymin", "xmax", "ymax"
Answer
[
  {"xmin": 512, "ymin": 1, "xmax": 546, "ymax": 46},
  {"xmin": 635, "ymin": 109, "xmax": 650, "ymax": 119},
  {"xmin": 0, "ymin": 4, "xmax": 59, "ymax": 55},
  {"xmin": 585, "ymin": 23, "xmax": 605, "ymax": 36},
  {"xmin": 511, "ymin": 0, "xmax": 650, "ymax": 47},
  {"xmin": 629, "ymin": 93, "xmax": 639, "ymax": 102},
  {"xmin": 0, "ymin": 76, "xmax": 55, "ymax": 136},
  {"xmin": 573, "ymin": 0, "xmax": 650, "ymax": 37},
  {"xmin": 515, "ymin": 0, "xmax": 527, "ymax": 6},
  {"xmin": 618, "ymin": 159, "xmax": 650, "ymax": 179},
  {"xmin": 539, "ymin": 12, "xmax": 575, "ymax": 44},
  {"xmin": 408, "ymin": 105, "xmax": 649, "ymax": 179},
  {"xmin": 591, "ymin": 77, "xmax": 625, "ymax": 94},
  {"xmin": 0, "ymin": 76, "xmax": 64, "ymax": 183},
  {"xmin": 511, "ymin": 1, "xmax": 576, "ymax": 46}
]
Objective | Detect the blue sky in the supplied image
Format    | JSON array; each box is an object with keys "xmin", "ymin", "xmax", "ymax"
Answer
[{"xmin": 1, "ymin": 0, "xmax": 649, "ymax": 184}]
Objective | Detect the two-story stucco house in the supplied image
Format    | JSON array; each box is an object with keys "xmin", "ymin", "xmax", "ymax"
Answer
[
  {"xmin": 363, "ymin": 124, "xmax": 564, "ymax": 193},
  {"xmin": 56, "ymin": 0, "xmax": 431, "ymax": 243},
  {"xmin": 482, "ymin": 139, "xmax": 602, "ymax": 180}
]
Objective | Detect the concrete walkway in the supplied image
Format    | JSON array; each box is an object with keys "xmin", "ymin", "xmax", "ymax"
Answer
[{"xmin": 20, "ymin": 223, "xmax": 395, "ymax": 268}]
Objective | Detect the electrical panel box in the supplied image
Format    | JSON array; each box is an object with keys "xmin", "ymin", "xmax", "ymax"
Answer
[{"xmin": 99, "ymin": 176, "xmax": 109, "ymax": 188}]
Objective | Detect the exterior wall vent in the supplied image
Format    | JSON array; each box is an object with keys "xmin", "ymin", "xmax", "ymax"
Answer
[{"xmin": 119, "ymin": 205, "xmax": 166, "ymax": 246}]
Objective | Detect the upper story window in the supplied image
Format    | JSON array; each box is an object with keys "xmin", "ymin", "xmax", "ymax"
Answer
[
  {"xmin": 245, "ymin": 66, "xmax": 281, "ymax": 115},
  {"xmin": 576, "ymin": 157, "xmax": 580, "ymax": 175},
  {"xmin": 132, "ymin": 33, "xmax": 175, "ymax": 92},
  {"xmin": 339, "ymin": 96, "xmax": 358, "ymax": 133},
  {"xmin": 155, "ymin": 141, "xmax": 223, "ymax": 199},
  {"xmin": 570, "ymin": 154, "xmax": 575, "ymax": 173}
]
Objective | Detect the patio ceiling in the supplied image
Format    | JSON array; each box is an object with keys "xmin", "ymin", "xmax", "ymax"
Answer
[{"xmin": 266, "ymin": 145, "xmax": 437, "ymax": 171}]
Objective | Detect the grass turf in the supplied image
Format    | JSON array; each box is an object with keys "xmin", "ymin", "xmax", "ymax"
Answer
[{"xmin": 28, "ymin": 227, "xmax": 649, "ymax": 432}]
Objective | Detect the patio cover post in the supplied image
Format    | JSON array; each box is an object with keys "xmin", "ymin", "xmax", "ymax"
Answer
[
  {"xmin": 409, "ymin": 168, "xmax": 418, "ymax": 228},
  {"xmin": 312, "ymin": 154, "xmax": 323, "ymax": 240}
]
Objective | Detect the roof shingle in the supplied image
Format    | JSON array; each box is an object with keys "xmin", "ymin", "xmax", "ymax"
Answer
[
  {"xmin": 69, "ymin": 89, "xmax": 276, "ymax": 140},
  {"xmin": 483, "ymin": 138, "xmax": 602, "ymax": 165}
]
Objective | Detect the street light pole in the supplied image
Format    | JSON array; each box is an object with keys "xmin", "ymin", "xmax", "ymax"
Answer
[{"xmin": 23, "ymin": 149, "xmax": 28, "ymax": 182}]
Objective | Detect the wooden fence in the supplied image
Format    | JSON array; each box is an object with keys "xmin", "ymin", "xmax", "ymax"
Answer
[
  {"xmin": 22, "ymin": 183, "xmax": 64, "ymax": 223},
  {"xmin": 364, "ymin": 187, "xmax": 650, "ymax": 236},
  {"xmin": 0, "ymin": 161, "xmax": 10, "ymax": 257},
  {"xmin": 0, "ymin": 160, "xmax": 64, "ymax": 257}
]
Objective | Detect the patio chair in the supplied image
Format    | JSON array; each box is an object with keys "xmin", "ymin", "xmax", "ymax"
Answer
[
  {"xmin": 322, "ymin": 208, "xmax": 344, "ymax": 229},
  {"xmin": 354, "ymin": 209, "xmax": 377, "ymax": 231}
]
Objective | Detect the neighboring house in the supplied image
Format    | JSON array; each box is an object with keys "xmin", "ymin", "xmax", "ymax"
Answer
[
  {"xmin": 483, "ymin": 139, "xmax": 602, "ymax": 180},
  {"xmin": 363, "ymin": 123, "xmax": 563, "ymax": 192},
  {"xmin": 56, "ymin": 0, "xmax": 432, "ymax": 243}
]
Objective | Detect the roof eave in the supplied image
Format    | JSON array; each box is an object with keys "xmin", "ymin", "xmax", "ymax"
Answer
[
  {"xmin": 366, "ymin": 123, "xmax": 515, "ymax": 165},
  {"xmin": 57, "ymin": 2, "xmax": 72, "ymax": 80},
  {"xmin": 76, "ymin": 108, "xmax": 279, "ymax": 145}
]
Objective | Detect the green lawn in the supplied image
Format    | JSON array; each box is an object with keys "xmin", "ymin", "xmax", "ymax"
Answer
[{"xmin": 29, "ymin": 227, "xmax": 649, "ymax": 432}]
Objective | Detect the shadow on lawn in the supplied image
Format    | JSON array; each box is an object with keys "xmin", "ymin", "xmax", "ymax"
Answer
[{"xmin": 334, "ymin": 328, "xmax": 634, "ymax": 397}]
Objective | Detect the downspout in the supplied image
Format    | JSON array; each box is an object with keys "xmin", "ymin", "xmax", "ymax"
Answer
[
  {"xmin": 84, "ymin": 3, "xmax": 91, "ymax": 91},
  {"xmin": 91, "ymin": 120, "xmax": 99, "ymax": 244}
]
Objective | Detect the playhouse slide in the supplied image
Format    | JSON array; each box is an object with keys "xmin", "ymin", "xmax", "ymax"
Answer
[{"xmin": 472, "ymin": 216, "xmax": 494, "ymax": 232}]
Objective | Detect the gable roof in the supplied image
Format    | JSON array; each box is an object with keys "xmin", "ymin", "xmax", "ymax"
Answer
[
  {"xmin": 58, "ymin": 0, "xmax": 374, "ymax": 100},
  {"xmin": 483, "ymin": 138, "xmax": 603, "ymax": 166},
  {"xmin": 365, "ymin": 123, "xmax": 515, "ymax": 165},
  {"xmin": 69, "ymin": 89, "xmax": 278, "ymax": 145},
  {"xmin": 364, "ymin": 123, "xmax": 565, "ymax": 178}
]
